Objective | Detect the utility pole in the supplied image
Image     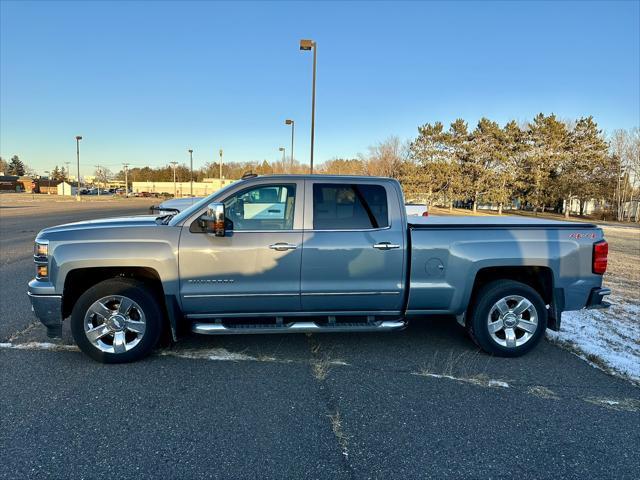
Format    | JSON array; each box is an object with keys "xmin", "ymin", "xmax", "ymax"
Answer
[
  {"xmin": 170, "ymin": 162, "xmax": 178, "ymax": 197},
  {"xmin": 64, "ymin": 161, "xmax": 71, "ymax": 196},
  {"xmin": 219, "ymin": 149, "xmax": 223, "ymax": 181},
  {"xmin": 188, "ymin": 149, "xmax": 193, "ymax": 197},
  {"xmin": 75, "ymin": 136, "xmax": 82, "ymax": 200},
  {"xmin": 122, "ymin": 163, "xmax": 129, "ymax": 197},
  {"xmin": 94, "ymin": 165, "xmax": 101, "ymax": 196}
]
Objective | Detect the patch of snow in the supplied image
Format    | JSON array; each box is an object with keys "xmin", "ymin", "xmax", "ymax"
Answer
[
  {"xmin": 546, "ymin": 295, "xmax": 640, "ymax": 384},
  {"xmin": 412, "ymin": 372, "xmax": 510, "ymax": 388},
  {"xmin": 158, "ymin": 348, "xmax": 256, "ymax": 362},
  {"xmin": 0, "ymin": 342, "xmax": 79, "ymax": 352}
]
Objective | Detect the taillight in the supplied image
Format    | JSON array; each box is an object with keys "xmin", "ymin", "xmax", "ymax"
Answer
[
  {"xmin": 422, "ymin": 211, "xmax": 429, "ymax": 217},
  {"xmin": 592, "ymin": 240, "xmax": 608, "ymax": 274}
]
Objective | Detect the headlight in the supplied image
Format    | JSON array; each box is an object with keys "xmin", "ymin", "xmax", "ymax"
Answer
[
  {"xmin": 34, "ymin": 241, "xmax": 49, "ymax": 279},
  {"xmin": 35, "ymin": 242, "xmax": 48, "ymax": 258}
]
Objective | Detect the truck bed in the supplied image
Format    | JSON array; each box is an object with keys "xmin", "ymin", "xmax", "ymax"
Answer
[{"xmin": 408, "ymin": 215, "xmax": 597, "ymax": 229}]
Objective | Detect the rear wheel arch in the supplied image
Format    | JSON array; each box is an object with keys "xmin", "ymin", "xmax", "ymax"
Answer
[{"xmin": 465, "ymin": 265, "xmax": 559, "ymax": 329}]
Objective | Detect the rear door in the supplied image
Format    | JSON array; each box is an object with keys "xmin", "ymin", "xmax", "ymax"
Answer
[{"xmin": 300, "ymin": 179, "xmax": 406, "ymax": 314}]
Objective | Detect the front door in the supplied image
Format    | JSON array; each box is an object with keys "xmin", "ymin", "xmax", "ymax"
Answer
[
  {"xmin": 300, "ymin": 180, "xmax": 406, "ymax": 314},
  {"xmin": 179, "ymin": 181, "xmax": 303, "ymax": 315}
]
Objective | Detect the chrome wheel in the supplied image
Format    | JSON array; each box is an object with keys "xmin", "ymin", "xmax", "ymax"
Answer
[
  {"xmin": 487, "ymin": 295, "xmax": 538, "ymax": 349},
  {"xmin": 83, "ymin": 295, "xmax": 146, "ymax": 354}
]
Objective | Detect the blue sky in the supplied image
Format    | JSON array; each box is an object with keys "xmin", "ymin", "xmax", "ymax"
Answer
[{"xmin": 1, "ymin": 0, "xmax": 639, "ymax": 176}]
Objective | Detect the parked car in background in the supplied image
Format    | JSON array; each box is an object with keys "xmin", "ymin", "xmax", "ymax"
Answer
[
  {"xmin": 405, "ymin": 203, "xmax": 429, "ymax": 217},
  {"xmin": 150, "ymin": 196, "xmax": 203, "ymax": 215}
]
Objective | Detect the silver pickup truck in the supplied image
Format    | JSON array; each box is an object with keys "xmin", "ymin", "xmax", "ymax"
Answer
[{"xmin": 28, "ymin": 175, "xmax": 610, "ymax": 363}]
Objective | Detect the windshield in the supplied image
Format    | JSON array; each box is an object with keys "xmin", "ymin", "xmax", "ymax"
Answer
[{"xmin": 168, "ymin": 182, "xmax": 239, "ymax": 226}]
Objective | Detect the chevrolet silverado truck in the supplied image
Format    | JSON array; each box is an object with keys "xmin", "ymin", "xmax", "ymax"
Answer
[{"xmin": 28, "ymin": 175, "xmax": 610, "ymax": 363}]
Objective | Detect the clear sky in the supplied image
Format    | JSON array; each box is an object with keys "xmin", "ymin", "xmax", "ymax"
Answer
[{"xmin": 1, "ymin": 0, "xmax": 639, "ymax": 176}]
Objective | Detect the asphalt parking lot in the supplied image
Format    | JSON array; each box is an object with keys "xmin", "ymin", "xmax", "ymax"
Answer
[{"xmin": 1, "ymin": 196, "xmax": 639, "ymax": 479}]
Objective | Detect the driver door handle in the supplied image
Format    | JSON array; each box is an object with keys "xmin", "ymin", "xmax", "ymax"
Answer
[
  {"xmin": 269, "ymin": 243, "xmax": 298, "ymax": 251},
  {"xmin": 373, "ymin": 242, "xmax": 400, "ymax": 250}
]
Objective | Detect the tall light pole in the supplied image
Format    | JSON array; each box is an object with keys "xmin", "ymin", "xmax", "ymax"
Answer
[
  {"xmin": 300, "ymin": 39, "xmax": 316, "ymax": 174},
  {"xmin": 94, "ymin": 165, "xmax": 101, "ymax": 196},
  {"xmin": 188, "ymin": 149, "xmax": 193, "ymax": 197},
  {"xmin": 219, "ymin": 149, "xmax": 223, "ymax": 181},
  {"xmin": 170, "ymin": 162, "xmax": 178, "ymax": 197},
  {"xmin": 64, "ymin": 161, "xmax": 71, "ymax": 196},
  {"xmin": 75, "ymin": 136, "xmax": 82, "ymax": 200},
  {"xmin": 285, "ymin": 119, "xmax": 295, "ymax": 172},
  {"xmin": 279, "ymin": 147, "xmax": 286, "ymax": 165},
  {"xmin": 122, "ymin": 163, "xmax": 129, "ymax": 196}
]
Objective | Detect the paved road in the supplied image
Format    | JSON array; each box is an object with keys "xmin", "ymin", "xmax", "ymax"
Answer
[{"xmin": 1, "ymin": 198, "xmax": 639, "ymax": 479}]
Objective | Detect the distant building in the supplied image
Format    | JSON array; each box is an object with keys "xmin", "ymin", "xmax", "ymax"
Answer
[
  {"xmin": 57, "ymin": 181, "xmax": 79, "ymax": 196},
  {"xmin": 131, "ymin": 178, "xmax": 237, "ymax": 197},
  {"xmin": 0, "ymin": 175, "xmax": 20, "ymax": 192}
]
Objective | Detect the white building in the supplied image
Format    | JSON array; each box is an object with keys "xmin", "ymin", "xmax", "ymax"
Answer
[{"xmin": 57, "ymin": 181, "xmax": 78, "ymax": 196}]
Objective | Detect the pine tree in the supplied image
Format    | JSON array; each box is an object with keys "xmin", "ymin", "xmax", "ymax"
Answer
[{"xmin": 8, "ymin": 155, "xmax": 25, "ymax": 176}]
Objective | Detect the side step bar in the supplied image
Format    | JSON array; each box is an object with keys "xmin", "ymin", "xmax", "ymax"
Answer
[{"xmin": 192, "ymin": 320, "xmax": 407, "ymax": 335}]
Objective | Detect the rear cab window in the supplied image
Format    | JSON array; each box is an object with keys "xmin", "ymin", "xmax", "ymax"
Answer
[{"xmin": 312, "ymin": 183, "xmax": 389, "ymax": 230}]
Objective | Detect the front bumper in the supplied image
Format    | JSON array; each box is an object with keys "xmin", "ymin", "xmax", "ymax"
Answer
[
  {"xmin": 27, "ymin": 291, "xmax": 63, "ymax": 338},
  {"xmin": 586, "ymin": 287, "xmax": 612, "ymax": 310}
]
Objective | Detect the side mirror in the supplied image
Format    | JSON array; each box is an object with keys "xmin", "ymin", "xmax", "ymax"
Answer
[{"xmin": 202, "ymin": 203, "xmax": 226, "ymax": 236}]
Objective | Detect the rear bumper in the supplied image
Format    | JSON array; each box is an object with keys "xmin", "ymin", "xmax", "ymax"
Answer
[
  {"xmin": 586, "ymin": 287, "xmax": 611, "ymax": 309},
  {"xmin": 27, "ymin": 292, "xmax": 63, "ymax": 338}
]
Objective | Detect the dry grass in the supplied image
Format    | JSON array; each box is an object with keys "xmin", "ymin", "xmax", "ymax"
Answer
[
  {"xmin": 328, "ymin": 411, "xmax": 350, "ymax": 456},
  {"xmin": 527, "ymin": 386, "xmax": 561, "ymax": 400}
]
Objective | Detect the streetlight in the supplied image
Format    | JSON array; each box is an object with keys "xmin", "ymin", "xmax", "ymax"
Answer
[
  {"xmin": 279, "ymin": 147, "xmax": 286, "ymax": 165},
  {"xmin": 188, "ymin": 149, "xmax": 193, "ymax": 197},
  {"xmin": 122, "ymin": 163, "xmax": 129, "ymax": 196},
  {"xmin": 285, "ymin": 119, "xmax": 295, "ymax": 172},
  {"xmin": 75, "ymin": 136, "xmax": 82, "ymax": 200},
  {"xmin": 64, "ymin": 161, "xmax": 71, "ymax": 196},
  {"xmin": 219, "ymin": 149, "xmax": 223, "ymax": 181},
  {"xmin": 170, "ymin": 162, "xmax": 178, "ymax": 197},
  {"xmin": 299, "ymin": 39, "xmax": 316, "ymax": 174}
]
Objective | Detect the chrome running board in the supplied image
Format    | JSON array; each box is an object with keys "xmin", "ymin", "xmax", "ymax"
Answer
[{"xmin": 192, "ymin": 320, "xmax": 407, "ymax": 335}]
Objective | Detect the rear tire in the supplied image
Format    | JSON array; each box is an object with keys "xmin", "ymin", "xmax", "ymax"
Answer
[
  {"xmin": 70, "ymin": 278, "xmax": 163, "ymax": 363},
  {"xmin": 467, "ymin": 280, "xmax": 547, "ymax": 357}
]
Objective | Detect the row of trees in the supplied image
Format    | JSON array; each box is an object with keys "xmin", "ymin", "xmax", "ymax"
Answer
[{"xmin": 402, "ymin": 114, "xmax": 615, "ymax": 217}]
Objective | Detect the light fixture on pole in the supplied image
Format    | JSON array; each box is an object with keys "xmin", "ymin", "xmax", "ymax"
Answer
[
  {"xmin": 170, "ymin": 162, "xmax": 178, "ymax": 197},
  {"xmin": 285, "ymin": 119, "xmax": 295, "ymax": 172},
  {"xmin": 188, "ymin": 149, "xmax": 193, "ymax": 197},
  {"xmin": 64, "ymin": 161, "xmax": 71, "ymax": 196},
  {"xmin": 299, "ymin": 39, "xmax": 316, "ymax": 174},
  {"xmin": 94, "ymin": 165, "xmax": 101, "ymax": 196},
  {"xmin": 219, "ymin": 149, "xmax": 223, "ymax": 181},
  {"xmin": 279, "ymin": 147, "xmax": 286, "ymax": 165},
  {"xmin": 122, "ymin": 163, "xmax": 129, "ymax": 196},
  {"xmin": 75, "ymin": 136, "xmax": 82, "ymax": 200}
]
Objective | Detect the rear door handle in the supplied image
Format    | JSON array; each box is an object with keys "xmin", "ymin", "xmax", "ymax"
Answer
[
  {"xmin": 269, "ymin": 243, "xmax": 298, "ymax": 251},
  {"xmin": 373, "ymin": 242, "xmax": 400, "ymax": 250}
]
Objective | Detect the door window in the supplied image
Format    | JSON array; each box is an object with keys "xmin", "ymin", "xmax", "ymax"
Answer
[
  {"xmin": 224, "ymin": 184, "xmax": 296, "ymax": 231},
  {"xmin": 312, "ymin": 184, "xmax": 389, "ymax": 230}
]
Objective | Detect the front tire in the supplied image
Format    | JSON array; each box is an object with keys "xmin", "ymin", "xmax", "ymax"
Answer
[
  {"xmin": 70, "ymin": 278, "xmax": 163, "ymax": 363},
  {"xmin": 467, "ymin": 280, "xmax": 547, "ymax": 357}
]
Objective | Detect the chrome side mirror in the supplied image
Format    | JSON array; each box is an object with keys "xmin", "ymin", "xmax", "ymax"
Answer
[{"xmin": 203, "ymin": 203, "xmax": 226, "ymax": 237}]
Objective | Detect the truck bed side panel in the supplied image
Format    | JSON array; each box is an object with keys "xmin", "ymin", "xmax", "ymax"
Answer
[{"xmin": 406, "ymin": 226, "xmax": 605, "ymax": 315}]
